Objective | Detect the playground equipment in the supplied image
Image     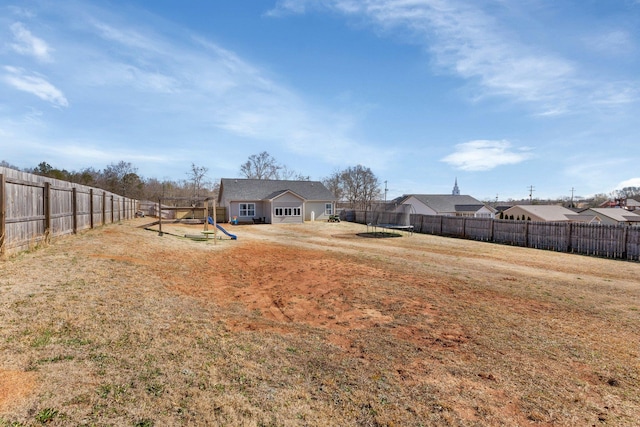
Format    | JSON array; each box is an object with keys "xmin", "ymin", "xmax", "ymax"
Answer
[
  {"xmin": 208, "ymin": 217, "xmax": 237, "ymax": 240},
  {"xmin": 365, "ymin": 204, "xmax": 414, "ymax": 236}
]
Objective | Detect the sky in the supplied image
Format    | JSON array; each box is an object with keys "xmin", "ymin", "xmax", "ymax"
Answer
[{"xmin": 1, "ymin": 0, "xmax": 639, "ymax": 201}]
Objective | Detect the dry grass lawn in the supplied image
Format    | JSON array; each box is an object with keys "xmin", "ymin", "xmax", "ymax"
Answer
[{"xmin": 1, "ymin": 218, "xmax": 639, "ymax": 426}]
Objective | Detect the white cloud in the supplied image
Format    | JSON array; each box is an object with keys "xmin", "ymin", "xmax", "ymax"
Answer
[
  {"xmin": 2, "ymin": 66, "xmax": 68, "ymax": 107},
  {"xmin": 585, "ymin": 30, "xmax": 635, "ymax": 56},
  {"xmin": 266, "ymin": 0, "xmax": 309, "ymax": 16},
  {"xmin": 441, "ymin": 140, "xmax": 532, "ymax": 171},
  {"xmin": 10, "ymin": 22, "xmax": 52, "ymax": 62},
  {"xmin": 616, "ymin": 178, "xmax": 640, "ymax": 189},
  {"xmin": 269, "ymin": 0, "xmax": 639, "ymax": 114},
  {"xmin": 91, "ymin": 20, "xmax": 164, "ymax": 54}
]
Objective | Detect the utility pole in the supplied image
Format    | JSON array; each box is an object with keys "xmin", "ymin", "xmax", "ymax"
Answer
[
  {"xmin": 384, "ymin": 180, "xmax": 388, "ymax": 204},
  {"xmin": 528, "ymin": 185, "xmax": 535, "ymax": 203},
  {"xmin": 570, "ymin": 187, "xmax": 575, "ymax": 208}
]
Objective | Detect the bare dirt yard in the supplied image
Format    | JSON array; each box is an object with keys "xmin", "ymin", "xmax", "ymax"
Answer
[{"xmin": 1, "ymin": 218, "xmax": 639, "ymax": 426}]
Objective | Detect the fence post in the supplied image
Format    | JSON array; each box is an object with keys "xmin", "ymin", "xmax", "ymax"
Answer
[
  {"xmin": 623, "ymin": 226, "xmax": 629, "ymax": 260},
  {"xmin": 102, "ymin": 192, "xmax": 106, "ymax": 226},
  {"xmin": 0, "ymin": 174, "xmax": 5, "ymax": 255},
  {"xmin": 462, "ymin": 217, "xmax": 467, "ymax": 238},
  {"xmin": 524, "ymin": 220, "xmax": 529, "ymax": 248},
  {"xmin": 90, "ymin": 189, "xmax": 94, "ymax": 229},
  {"xmin": 566, "ymin": 222, "xmax": 572, "ymax": 253},
  {"xmin": 489, "ymin": 218, "xmax": 495, "ymax": 242},
  {"xmin": 44, "ymin": 182, "xmax": 51, "ymax": 242},
  {"xmin": 72, "ymin": 187, "xmax": 78, "ymax": 234}
]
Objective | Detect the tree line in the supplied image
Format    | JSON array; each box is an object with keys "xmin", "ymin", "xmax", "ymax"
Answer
[
  {"xmin": 0, "ymin": 152, "xmax": 383, "ymax": 209},
  {"xmin": 7, "ymin": 153, "xmax": 632, "ymax": 209},
  {"xmin": 0, "ymin": 159, "xmax": 217, "ymax": 202}
]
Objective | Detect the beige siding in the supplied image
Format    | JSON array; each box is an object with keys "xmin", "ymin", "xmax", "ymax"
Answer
[{"xmin": 305, "ymin": 201, "xmax": 332, "ymax": 221}]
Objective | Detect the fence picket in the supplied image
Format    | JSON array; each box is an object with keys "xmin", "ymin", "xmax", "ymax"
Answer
[
  {"xmin": 349, "ymin": 210, "xmax": 640, "ymax": 262},
  {"xmin": 0, "ymin": 167, "xmax": 137, "ymax": 256}
]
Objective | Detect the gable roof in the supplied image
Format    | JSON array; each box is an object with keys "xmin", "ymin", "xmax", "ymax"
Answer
[
  {"xmin": 264, "ymin": 189, "xmax": 305, "ymax": 201},
  {"xmin": 503, "ymin": 205, "xmax": 577, "ymax": 221},
  {"xmin": 585, "ymin": 208, "xmax": 640, "ymax": 223},
  {"xmin": 401, "ymin": 194, "xmax": 490, "ymax": 214},
  {"xmin": 219, "ymin": 178, "xmax": 336, "ymax": 202},
  {"xmin": 626, "ymin": 198, "xmax": 640, "ymax": 208}
]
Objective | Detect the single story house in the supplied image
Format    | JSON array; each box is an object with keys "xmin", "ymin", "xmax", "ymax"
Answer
[
  {"xmin": 625, "ymin": 198, "xmax": 640, "ymax": 211},
  {"xmin": 579, "ymin": 208, "xmax": 640, "ymax": 226},
  {"xmin": 501, "ymin": 205, "xmax": 596, "ymax": 222},
  {"xmin": 391, "ymin": 194, "xmax": 496, "ymax": 218},
  {"xmin": 218, "ymin": 178, "xmax": 337, "ymax": 224}
]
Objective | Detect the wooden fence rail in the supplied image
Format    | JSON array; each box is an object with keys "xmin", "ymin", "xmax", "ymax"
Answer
[
  {"xmin": 346, "ymin": 210, "xmax": 640, "ymax": 262},
  {"xmin": 0, "ymin": 167, "xmax": 138, "ymax": 256}
]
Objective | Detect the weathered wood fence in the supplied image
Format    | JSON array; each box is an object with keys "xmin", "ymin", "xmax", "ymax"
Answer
[
  {"xmin": 347, "ymin": 210, "xmax": 640, "ymax": 262},
  {"xmin": 0, "ymin": 167, "xmax": 137, "ymax": 256}
]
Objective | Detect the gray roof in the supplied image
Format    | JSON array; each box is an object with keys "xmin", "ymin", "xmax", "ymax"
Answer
[
  {"xmin": 504, "ymin": 205, "xmax": 576, "ymax": 221},
  {"xmin": 455, "ymin": 204, "xmax": 485, "ymax": 212},
  {"xmin": 219, "ymin": 178, "xmax": 336, "ymax": 202},
  {"xmin": 585, "ymin": 208, "xmax": 640, "ymax": 223},
  {"xmin": 401, "ymin": 194, "xmax": 488, "ymax": 214}
]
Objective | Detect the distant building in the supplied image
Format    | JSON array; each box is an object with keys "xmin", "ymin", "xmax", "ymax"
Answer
[
  {"xmin": 217, "ymin": 178, "xmax": 336, "ymax": 224},
  {"xmin": 391, "ymin": 194, "xmax": 495, "ymax": 218},
  {"xmin": 580, "ymin": 208, "xmax": 640, "ymax": 226},
  {"xmin": 502, "ymin": 205, "xmax": 597, "ymax": 223},
  {"xmin": 452, "ymin": 178, "xmax": 460, "ymax": 196}
]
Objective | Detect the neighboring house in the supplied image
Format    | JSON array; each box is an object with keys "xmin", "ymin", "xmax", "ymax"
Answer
[
  {"xmin": 625, "ymin": 198, "xmax": 640, "ymax": 212},
  {"xmin": 391, "ymin": 194, "xmax": 496, "ymax": 218},
  {"xmin": 217, "ymin": 178, "xmax": 337, "ymax": 224},
  {"xmin": 580, "ymin": 208, "xmax": 640, "ymax": 226},
  {"xmin": 501, "ymin": 205, "xmax": 592, "ymax": 222},
  {"xmin": 598, "ymin": 198, "xmax": 640, "ymax": 211}
]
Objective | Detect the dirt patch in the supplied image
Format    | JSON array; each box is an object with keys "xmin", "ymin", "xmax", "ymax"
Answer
[
  {"xmin": 1, "ymin": 219, "xmax": 639, "ymax": 426},
  {"xmin": 167, "ymin": 242, "xmax": 395, "ymax": 335},
  {"xmin": 0, "ymin": 370, "xmax": 37, "ymax": 412}
]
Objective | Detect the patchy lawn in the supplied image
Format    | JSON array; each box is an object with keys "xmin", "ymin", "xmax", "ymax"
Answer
[{"xmin": 1, "ymin": 219, "xmax": 639, "ymax": 426}]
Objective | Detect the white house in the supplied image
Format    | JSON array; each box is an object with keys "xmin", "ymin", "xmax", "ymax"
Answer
[{"xmin": 391, "ymin": 194, "xmax": 496, "ymax": 218}]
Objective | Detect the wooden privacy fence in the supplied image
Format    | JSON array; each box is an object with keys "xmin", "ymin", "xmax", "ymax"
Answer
[
  {"xmin": 348, "ymin": 210, "xmax": 640, "ymax": 262},
  {"xmin": 0, "ymin": 167, "xmax": 137, "ymax": 256}
]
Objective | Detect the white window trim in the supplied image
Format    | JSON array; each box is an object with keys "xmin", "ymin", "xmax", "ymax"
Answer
[
  {"xmin": 325, "ymin": 203, "xmax": 333, "ymax": 215},
  {"xmin": 239, "ymin": 203, "xmax": 256, "ymax": 217},
  {"xmin": 275, "ymin": 206, "xmax": 302, "ymax": 217}
]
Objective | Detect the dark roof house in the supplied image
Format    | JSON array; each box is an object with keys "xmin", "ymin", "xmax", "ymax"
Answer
[{"xmin": 218, "ymin": 178, "xmax": 337, "ymax": 224}]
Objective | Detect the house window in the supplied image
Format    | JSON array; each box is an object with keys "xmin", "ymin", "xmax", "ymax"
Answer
[
  {"xmin": 239, "ymin": 203, "xmax": 255, "ymax": 217},
  {"xmin": 325, "ymin": 203, "xmax": 333, "ymax": 215},
  {"xmin": 276, "ymin": 207, "xmax": 301, "ymax": 216}
]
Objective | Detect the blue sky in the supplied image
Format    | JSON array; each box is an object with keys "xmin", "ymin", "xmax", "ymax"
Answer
[{"xmin": 1, "ymin": 0, "xmax": 639, "ymax": 201}]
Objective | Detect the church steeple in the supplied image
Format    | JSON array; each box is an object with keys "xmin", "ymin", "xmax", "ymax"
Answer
[{"xmin": 452, "ymin": 178, "xmax": 460, "ymax": 195}]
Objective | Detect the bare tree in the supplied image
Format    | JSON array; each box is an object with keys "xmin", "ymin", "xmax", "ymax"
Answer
[
  {"xmin": 322, "ymin": 170, "xmax": 343, "ymax": 200},
  {"xmin": 324, "ymin": 165, "xmax": 381, "ymax": 210},
  {"xmin": 0, "ymin": 160, "xmax": 21, "ymax": 170},
  {"xmin": 278, "ymin": 165, "xmax": 310, "ymax": 181},
  {"xmin": 102, "ymin": 161, "xmax": 142, "ymax": 197},
  {"xmin": 187, "ymin": 163, "xmax": 209, "ymax": 197},
  {"xmin": 616, "ymin": 187, "xmax": 640, "ymax": 199},
  {"xmin": 240, "ymin": 151, "xmax": 281, "ymax": 180}
]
